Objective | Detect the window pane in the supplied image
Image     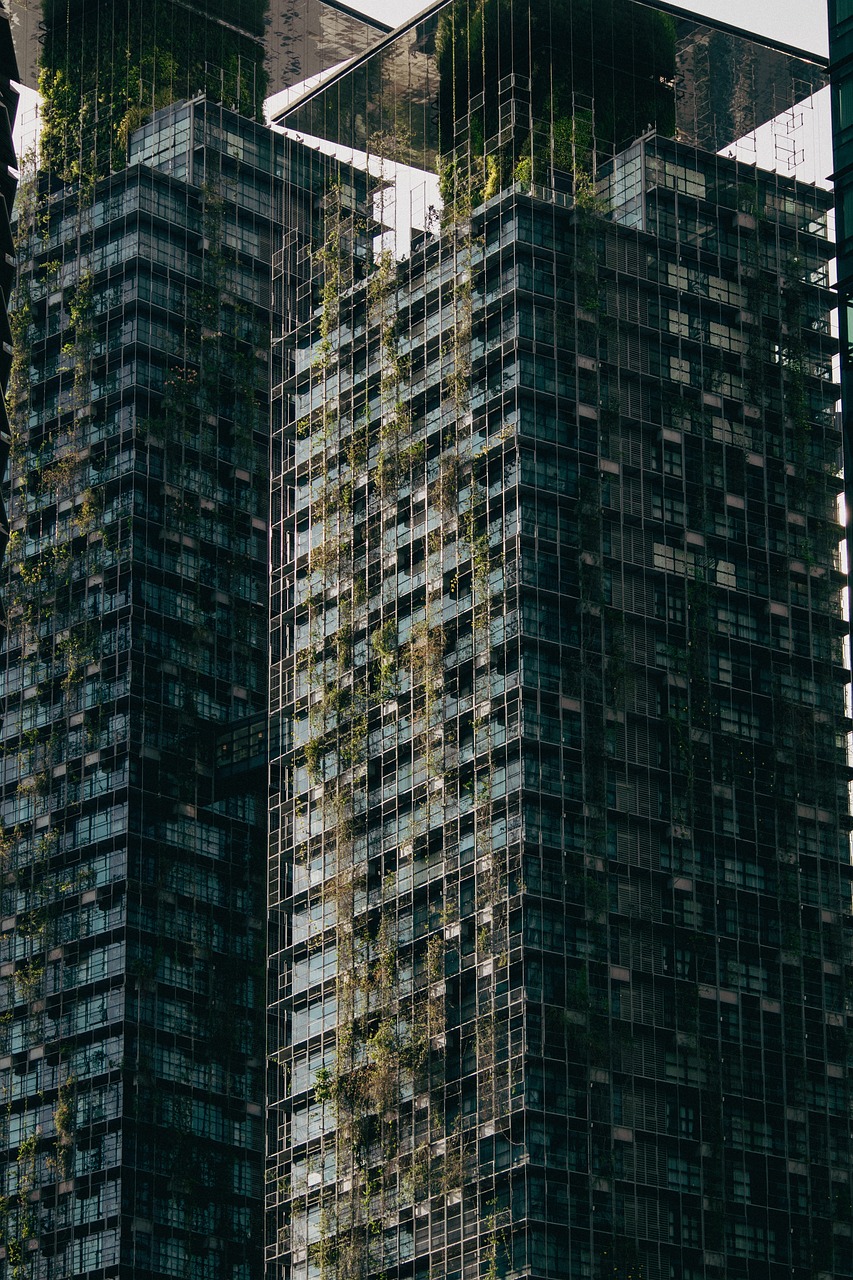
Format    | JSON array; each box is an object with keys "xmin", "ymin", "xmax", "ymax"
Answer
[{"xmin": 836, "ymin": 77, "xmax": 853, "ymax": 130}]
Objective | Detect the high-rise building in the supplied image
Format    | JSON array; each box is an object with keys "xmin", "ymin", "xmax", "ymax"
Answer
[
  {"xmin": 7, "ymin": 0, "xmax": 389, "ymax": 104},
  {"xmin": 0, "ymin": 5, "xmax": 279, "ymax": 1276},
  {"xmin": 268, "ymin": 5, "xmax": 851, "ymax": 1280},
  {"xmin": 831, "ymin": 0, "xmax": 853, "ymax": 538},
  {"xmin": 0, "ymin": 2, "xmax": 20, "ymax": 612}
]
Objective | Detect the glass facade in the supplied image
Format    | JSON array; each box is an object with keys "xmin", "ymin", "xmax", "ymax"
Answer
[
  {"xmin": 9, "ymin": 0, "xmax": 390, "ymax": 100},
  {"xmin": 0, "ymin": 8, "xmax": 19, "ymax": 620},
  {"xmin": 38, "ymin": 0, "xmax": 269, "ymax": 178},
  {"xmin": 1, "ymin": 99, "xmax": 279, "ymax": 1279},
  {"xmin": 832, "ymin": 0, "xmax": 853, "ymax": 547},
  {"xmin": 270, "ymin": 5, "xmax": 851, "ymax": 1280}
]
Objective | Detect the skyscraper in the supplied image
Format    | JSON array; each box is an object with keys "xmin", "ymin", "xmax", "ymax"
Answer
[
  {"xmin": 0, "ymin": 3, "xmax": 20, "ymax": 612},
  {"xmin": 832, "ymin": 0, "xmax": 853, "ymax": 536},
  {"xmin": 6, "ymin": 0, "xmax": 389, "ymax": 104},
  {"xmin": 268, "ymin": 5, "xmax": 851, "ymax": 1280},
  {"xmin": 0, "ymin": 6, "xmax": 279, "ymax": 1277}
]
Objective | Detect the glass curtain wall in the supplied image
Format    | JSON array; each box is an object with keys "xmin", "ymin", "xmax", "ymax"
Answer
[
  {"xmin": 269, "ymin": 4, "xmax": 850, "ymax": 1280},
  {"xmin": 0, "ymin": 8, "xmax": 19, "ymax": 631},
  {"xmin": 0, "ymin": 5, "xmax": 276, "ymax": 1279}
]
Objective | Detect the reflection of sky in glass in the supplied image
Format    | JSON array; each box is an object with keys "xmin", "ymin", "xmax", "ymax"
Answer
[
  {"xmin": 349, "ymin": 0, "xmax": 828, "ymax": 57},
  {"xmin": 10, "ymin": 0, "xmax": 834, "ymax": 241},
  {"xmin": 272, "ymin": 119, "xmax": 441, "ymax": 260},
  {"xmin": 725, "ymin": 85, "xmax": 837, "ymax": 343},
  {"xmin": 12, "ymin": 82, "xmax": 38, "ymax": 159},
  {"xmin": 723, "ymin": 85, "xmax": 833, "ymax": 191},
  {"xmin": 272, "ymin": 4, "xmax": 834, "ymax": 272}
]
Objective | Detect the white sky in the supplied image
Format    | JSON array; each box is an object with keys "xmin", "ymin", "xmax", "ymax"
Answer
[{"xmin": 355, "ymin": 0, "xmax": 829, "ymax": 57}]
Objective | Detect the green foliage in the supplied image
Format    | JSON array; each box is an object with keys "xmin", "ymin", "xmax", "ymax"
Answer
[
  {"xmin": 13, "ymin": 959, "xmax": 44, "ymax": 1002},
  {"xmin": 372, "ymin": 619, "xmax": 399, "ymax": 700},
  {"xmin": 39, "ymin": 0, "xmax": 268, "ymax": 179},
  {"xmin": 48, "ymin": 1077, "xmax": 76, "ymax": 1180},
  {"xmin": 288, "ymin": 176, "xmax": 519, "ymax": 1280},
  {"xmin": 436, "ymin": 0, "xmax": 676, "ymax": 202}
]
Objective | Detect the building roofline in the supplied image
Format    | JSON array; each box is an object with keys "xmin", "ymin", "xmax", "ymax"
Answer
[
  {"xmin": 639, "ymin": 0, "xmax": 828, "ymax": 66},
  {"xmin": 320, "ymin": 0, "xmax": 392, "ymax": 34},
  {"xmin": 274, "ymin": 0, "xmax": 828, "ymax": 125}
]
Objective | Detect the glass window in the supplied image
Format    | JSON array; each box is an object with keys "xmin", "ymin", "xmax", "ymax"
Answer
[
  {"xmin": 835, "ymin": 76, "xmax": 853, "ymax": 131},
  {"xmin": 843, "ymin": 296, "xmax": 853, "ymax": 367}
]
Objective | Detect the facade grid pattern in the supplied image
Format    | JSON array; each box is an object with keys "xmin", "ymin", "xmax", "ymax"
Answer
[
  {"xmin": 0, "ymin": 98, "xmax": 279, "ymax": 1280},
  {"xmin": 269, "ymin": 5, "xmax": 852, "ymax": 1280}
]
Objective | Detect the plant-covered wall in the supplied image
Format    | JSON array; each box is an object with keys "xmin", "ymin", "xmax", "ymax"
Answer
[
  {"xmin": 271, "ymin": 6, "xmax": 849, "ymax": 1280},
  {"xmin": 0, "ymin": 98, "xmax": 276, "ymax": 1280},
  {"xmin": 39, "ymin": 0, "xmax": 269, "ymax": 179},
  {"xmin": 436, "ymin": 0, "xmax": 676, "ymax": 199}
]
